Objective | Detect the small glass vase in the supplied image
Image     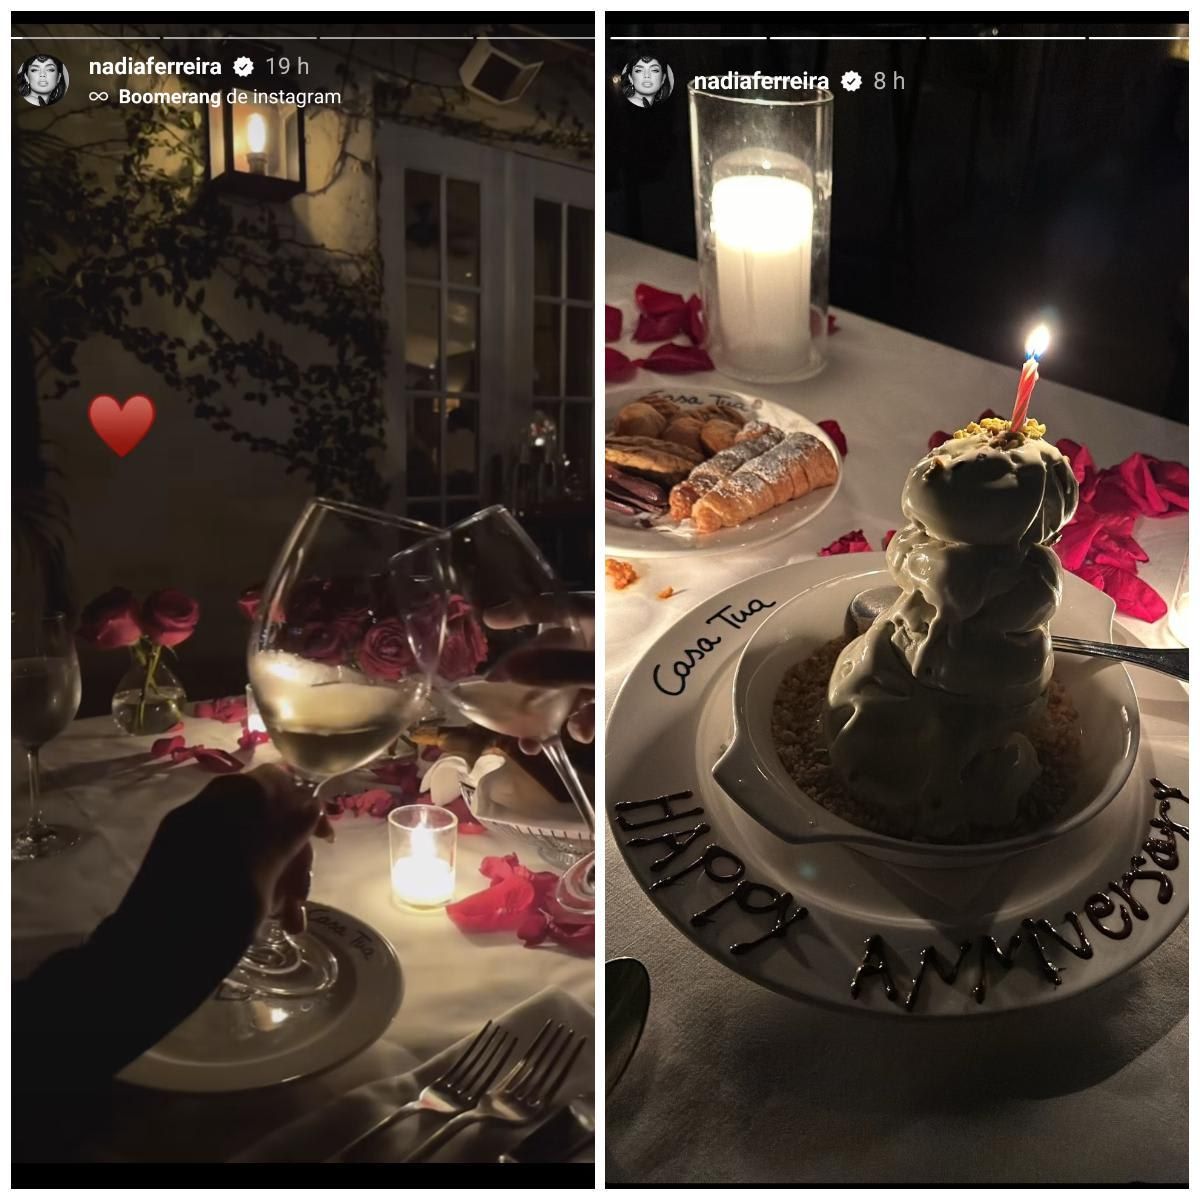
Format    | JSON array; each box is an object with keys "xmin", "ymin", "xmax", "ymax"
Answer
[{"xmin": 112, "ymin": 650, "xmax": 187, "ymax": 735}]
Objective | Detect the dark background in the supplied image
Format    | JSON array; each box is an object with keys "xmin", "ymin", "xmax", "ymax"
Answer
[{"xmin": 606, "ymin": 17, "xmax": 1188, "ymax": 422}]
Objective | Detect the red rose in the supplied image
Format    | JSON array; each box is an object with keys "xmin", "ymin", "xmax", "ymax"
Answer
[
  {"xmin": 438, "ymin": 595, "xmax": 489, "ymax": 682},
  {"xmin": 286, "ymin": 578, "xmax": 333, "ymax": 623},
  {"xmin": 141, "ymin": 589, "xmax": 200, "ymax": 647},
  {"xmin": 284, "ymin": 622, "xmax": 350, "ymax": 665},
  {"xmin": 237, "ymin": 585, "xmax": 262, "ymax": 621},
  {"xmin": 359, "ymin": 619, "xmax": 417, "ymax": 680},
  {"xmin": 78, "ymin": 587, "xmax": 143, "ymax": 648},
  {"xmin": 326, "ymin": 578, "xmax": 372, "ymax": 623}
]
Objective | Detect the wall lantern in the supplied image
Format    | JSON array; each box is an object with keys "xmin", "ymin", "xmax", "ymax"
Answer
[
  {"xmin": 459, "ymin": 37, "xmax": 542, "ymax": 106},
  {"xmin": 207, "ymin": 41, "xmax": 306, "ymax": 200}
]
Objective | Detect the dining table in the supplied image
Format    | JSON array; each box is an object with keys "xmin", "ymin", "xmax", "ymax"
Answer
[
  {"xmin": 11, "ymin": 711, "xmax": 595, "ymax": 1163},
  {"xmin": 603, "ymin": 232, "xmax": 1189, "ymax": 1184}
]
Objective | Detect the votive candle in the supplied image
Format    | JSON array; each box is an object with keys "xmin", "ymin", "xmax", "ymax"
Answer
[{"xmin": 388, "ymin": 805, "xmax": 457, "ymax": 911}]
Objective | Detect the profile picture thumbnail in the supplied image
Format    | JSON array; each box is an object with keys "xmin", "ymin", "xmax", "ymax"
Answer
[
  {"xmin": 17, "ymin": 54, "xmax": 69, "ymax": 107},
  {"xmin": 621, "ymin": 55, "xmax": 673, "ymax": 108}
]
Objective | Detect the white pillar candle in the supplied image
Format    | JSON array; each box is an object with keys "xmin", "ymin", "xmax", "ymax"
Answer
[{"xmin": 712, "ymin": 173, "xmax": 814, "ymax": 379}]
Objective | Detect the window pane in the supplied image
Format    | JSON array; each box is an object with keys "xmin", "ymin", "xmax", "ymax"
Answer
[
  {"xmin": 529, "ymin": 403, "xmax": 560, "ymax": 463},
  {"xmin": 565, "ymin": 306, "xmax": 592, "ymax": 397},
  {"xmin": 407, "ymin": 396, "xmax": 440, "ymax": 497},
  {"xmin": 563, "ymin": 402, "xmax": 592, "ymax": 500},
  {"xmin": 566, "ymin": 206, "xmax": 593, "ymax": 301},
  {"xmin": 445, "ymin": 396, "xmax": 479, "ymax": 495},
  {"xmin": 533, "ymin": 302, "xmax": 561, "ymax": 396},
  {"xmin": 534, "ymin": 199, "xmax": 562, "ymax": 297},
  {"xmin": 447, "ymin": 179, "xmax": 480, "ymax": 286},
  {"xmin": 446, "ymin": 291, "xmax": 479, "ymax": 393},
  {"xmin": 405, "ymin": 285, "xmax": 441, "ymax": 390},
  {"xmin": 405, "ymin": 170, "xmax": 440, "ymax": 281},
  {"xmin": 447, "ymin": 498, "xmax": 481, "ymax": 526},
  {"xmin": 408, "ymin": 499, "xmax": 442, "ymax": 527}
]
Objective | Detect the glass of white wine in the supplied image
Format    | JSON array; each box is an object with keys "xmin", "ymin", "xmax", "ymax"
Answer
[
  {"xmin": 231, "ymin": 499, "xmax": 446, "ymax": 997},
  {"xmin": 12, "ymin": 612, "xmax": 83, "ymax": 861},
  {"xmin": 399, "ymin": 507, "xmax": 596, "ymax": 918}
]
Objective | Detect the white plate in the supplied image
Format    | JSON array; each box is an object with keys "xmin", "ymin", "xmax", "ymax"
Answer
[
  {"xmin": 604, "ymin": 386, "xmax": 842, "ymax": 558},
  {"xmin": 714, "ymin": 568, "xmax": 1139, "ymax": 868},
  {"xmin": 118, "ymin": 904, "xmax": 403, "ymax": 1092},
  {"xmin": 606, "ymin": 555, "xmax": 1189, "ymax": 1017}
]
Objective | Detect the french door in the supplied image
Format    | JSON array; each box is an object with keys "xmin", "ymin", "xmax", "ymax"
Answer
[{"xmin": 378, "ymin": 126, "xmax": 594, "ymax": 570}]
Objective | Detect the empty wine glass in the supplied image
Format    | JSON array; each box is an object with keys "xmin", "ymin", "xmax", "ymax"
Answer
[
  {"xmin": 12, "ymin": 612, "xmax": 83, "ymax": 861},
  {"xmin": 231, "ymin": 499, "xmax": 446, "ymax": 997},
  {"xmin": 398, "ymin": 506, "xmax": 596, "ymax": 918}
]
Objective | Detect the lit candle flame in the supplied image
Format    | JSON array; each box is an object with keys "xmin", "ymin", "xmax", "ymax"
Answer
[
  {"xmin": 1025, "ymin": 324, "xmax": 1050, "ymax": 360},
  {"xmin": 412, "ymin": 824, "xmax": 436, "ymax": 859},
  {"xmin": 247, "ymin": 112, "xmax": 267, "ymax": 154}
]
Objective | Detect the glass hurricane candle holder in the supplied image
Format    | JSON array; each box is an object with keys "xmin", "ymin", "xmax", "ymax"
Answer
[
  {"xmin": 244, "ymin": 684, "xmax": 268, "ymax": 735},
  {"xmin": 389, "ymin": 804, "xmax": 458, "ymax": 912},
  {"xmin": 689, "ymin": 84, "xmax": 833, "ymax": 383}
]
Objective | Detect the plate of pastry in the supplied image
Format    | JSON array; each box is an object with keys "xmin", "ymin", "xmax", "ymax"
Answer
[{"xmin": 604, "ymin": 387, "xmax": 842, "ymax": 558}]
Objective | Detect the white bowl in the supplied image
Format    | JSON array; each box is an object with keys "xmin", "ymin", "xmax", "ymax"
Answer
[
  {"xmin": 462, "ymin": 759, "xmax": 594, "ymax": 869},
  {"xmin": 712, "ymin": 565, "xmax": 1140, "ymax": 868}
]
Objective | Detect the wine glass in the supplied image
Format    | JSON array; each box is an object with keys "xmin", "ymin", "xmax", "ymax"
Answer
[
  {"xmin": 12, "ymin": 612, "xmax": 83, "ymax": 860},
  {"xmin": 230, "ymin": 499, "xmax": 446, "ymax": 997},
  {"xmin": 399, "ymin": 506, "xmax": 596, "ymax": 918}
]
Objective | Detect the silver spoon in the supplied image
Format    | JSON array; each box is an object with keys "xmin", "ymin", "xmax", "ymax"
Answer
[
  {"xmin": 846, "ymin": 586, "xmax": 1188, "ymax": 682},
  {"xmin": 605, "ymin": 958, "xmax": 650, "ymax": 1097}
]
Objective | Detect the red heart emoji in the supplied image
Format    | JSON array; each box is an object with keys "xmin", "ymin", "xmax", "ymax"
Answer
[{"xmin": 88, "ymin": 394, "xmax": 156, "ymax": 457}]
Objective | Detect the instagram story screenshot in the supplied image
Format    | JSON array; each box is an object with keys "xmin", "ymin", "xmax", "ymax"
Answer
[
  {"xmin": 10, "ymin": 18, "xmax": 596, "ymax": 1169},
  {"xmin": 601, "ymin": 16, "xmax": 1188, "ymax": 1188}
]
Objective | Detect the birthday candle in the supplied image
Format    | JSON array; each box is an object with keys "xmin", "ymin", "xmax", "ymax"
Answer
[{"xmin": 1010, "ymin": 324, "xmax": 1050, "ymax": 432}]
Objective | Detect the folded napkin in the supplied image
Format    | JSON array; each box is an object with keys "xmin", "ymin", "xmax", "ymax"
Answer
[
  {"xmin": 234, "ymin": 986, "xmax": 594, "ymax": 1163},
  {"xmin": 421, "ymin": 751, "xmax": 506, "ymax": 808}
]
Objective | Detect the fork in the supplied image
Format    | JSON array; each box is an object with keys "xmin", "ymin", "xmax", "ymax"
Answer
[
  {"xmin": 328, "ymin": 1020, "xmax": 515, "ymax": 1163},
  {"xmin": 402, "ymin": 1020, "xmax": 587, "ymax": 1163}
]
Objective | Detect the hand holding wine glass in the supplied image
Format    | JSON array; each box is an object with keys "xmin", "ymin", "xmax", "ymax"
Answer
[
  {"xmin": 405, "ymin": 508, "xmax": 597, "ymax": 918},
  {"xmin": 234, "ymin": 499, "xmax": 446, "ymax": 997}
]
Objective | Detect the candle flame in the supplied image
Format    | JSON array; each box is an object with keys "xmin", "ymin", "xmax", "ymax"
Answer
[
  {"xmin": 1025, "ymin": 324, "xmax": 1050, "ymax": 360},
  {"xmin": 412, "ymin": 824, "xmax": 437, "ymax": 858},
  {"xmin": 247, "ymin": 112, "xmax": 267, "ymax": 154}
]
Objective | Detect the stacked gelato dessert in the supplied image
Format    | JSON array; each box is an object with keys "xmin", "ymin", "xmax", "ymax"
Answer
[{"xmin": 824, "ymin": 418, "xmax": 1080, "ymax": 841}]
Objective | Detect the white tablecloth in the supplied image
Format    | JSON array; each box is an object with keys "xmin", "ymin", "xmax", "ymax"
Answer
[
  {"xmin": 603, "ymin": 233, "xmax": 1188, "ymax": 1184},
  {"xmin": 12, "ymin": 714, "xmax": 594, "ymax": 1163}
]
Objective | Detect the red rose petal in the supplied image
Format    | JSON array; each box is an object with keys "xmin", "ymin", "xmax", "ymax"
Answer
[
  {"xmin": 149, "ymin": 735, "xmax": 186, "ymax": 758},
  {"xmin": 605, "ymin": 304, "xmax": 622, "ymax": 342},
  {"xmin": 882, "ymin": 529, "xmax": 896, "ymax": 550},
  {"xmin": 517, "ymin": 910, "xmax": 550, "ymax": 946},
  {"xmin": 634, "ymin": 282, "xmax": 687, "ymax": 316},
  {"xmin": 445, "ymin": 796, "xmax": 485, "ymax": 834},
  {"xmin": 605, "ymin": 347, "xmax": 638, "ymax": 383},
  {"xmin": 237, "ymin": 727, "xmax": 270, "ymax": 750},
  {"xmin": 636, "ymin": 342, "xmax": 715, "ymax": 374},
  {"xmin": 820, "ymin": 530, "xmax": 872, "ymax": 556},
  {"xmin": 817, "ymin": 419, "xmax": 847, "ymax": 457},
  {"xmin": 189, "ymin": 747, "xmax": 244, "ymax": 774},
  {"xmin": 370, "ymin": 759, "xmax": 421, "ymax": 791},
  {"xmin": 446, "ymin": 875, "xmax": 536, "ymax": 933},
  {"xmin": 684, "ymin": 294, "xmax": 706, "ymax": 346},
  {"xmin": 194, "ymin": 696, "xmax": 248, "ymax": 724},
  {"xmin": 633, "ymin": 310, "xmax": 685, "ymax": 343}
]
